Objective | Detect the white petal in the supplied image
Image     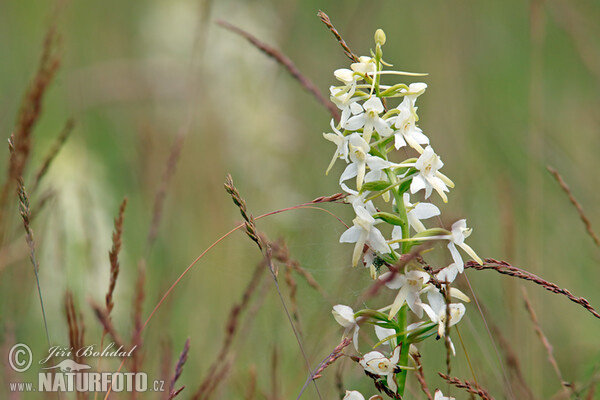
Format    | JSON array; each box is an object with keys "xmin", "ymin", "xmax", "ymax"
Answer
[
  {"xmin": 344, "ymin": 114, "xmax": 365, "ymax": 131},
  {"xmin": 367, "ymin": 227, "xmax": 391, "ymax": 254},
  {"xmin": 421, "ymin": 303, "xmax": 438, "ymax": 323},
  {"xmin": 389, "ymin": 286, "xmax": 410, "ymax": 318},
  {"xmin": 363, "ymin": 97, "xmax": 384, "ymax": 114},
  {"xmin": 374, "ymin": 118, "xmax": 393, "ymax": 137},
  {"xmin": 410, "ymin": 176, "xmax": 426, "ymax": 194},
  {"xmin": 437, "ymin": 264, "xmax": 459, "ymax": 283},
  {"xmin": 427, "ymin": 289, "xmax": 445, "ymax": 314},
  {"xmin": 386, "ymin": 373, "xmax": 398, "ymax": 394},
  {"xmin": 374, "ymin": 325, "xmax": 396, "ymax": 346},
  {"xmin": 332, "ymin": 305, "xmax": 356, "ymax": 327},
  {"xmin": 380, "ymin": 271, "xmax": 405, "ymax": 289},
  {"xmin": 410, "ymin": 128, "xmax": 430, "ymax": 145},
  {"xmin": 412, "ymin": 203, "xmax": 440, "ymax": 220},
  {"xmin": 449, "ymin": 287, "xmax": 471, "ymax": 303},
  {"xmin": 340, "ymin": 163, "xmax": 358, "ymax": 183},
  {"xmin": 343, "ymin": 391, "xmax": 365, "ymax": 400},
  {"xmin": 353, "ymin": 325, "xmax": 361, "ymax": 352},
  {"xmin": 447, "ymin": 242, "xmax": 464, "ymax": 270},
  {"xmin": 340, "ymin": 226, "xmax": 361, "ymax": 243},
  {"xmin": 394, "ymin": 133, "xmax": 407, "ymax": 149}
]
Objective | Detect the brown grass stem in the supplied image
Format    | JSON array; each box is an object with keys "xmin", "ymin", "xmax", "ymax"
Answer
[
  {"xmin": 103, "ymin": 196, "xmax": 347, "ymax": 400},
  {"xmin": 546, "ymin": 166, "xmax": 600, "ymax": 248},
  {"xmin": 65, "ymin": 291, "xmax": 85, "ymax": 372},
  {"xmin": 147, "ymin": 132, "xmax": 185, "ymax": 253},
  {"xmin": 317, "ymin": 10, "xmax": 360, "ymax": 63},
  {"xmin": 31, "ymin": 118, "xmax": 74, "ymax": 193},
  {"xmin": 0, "ymin": 25, "xmax": 61, "ymax": 227},
  {"xmin": 167, "ymin": 338, "xmax": 190, "ymax": 400},
  {"xmin": 106, "ymin": 197, "xmax": 128, "ymax": 315},
  {"xmin": 522, "ymin": 288, "xmax": 572, "ymax": 397},
  {"xmin": 439, "ymin": 259, "xmax": 600, "ymax": 320},
  {"xmin": 438, "ymin": 372, "xmax": 494, "ymax": 399},
  {"xmin": 15, "ymin": 168, "xmax": 50, "ymax": 347},
  {"xmin": 217, "ymin": 20, "xmax": 340, "ymax": 123}
]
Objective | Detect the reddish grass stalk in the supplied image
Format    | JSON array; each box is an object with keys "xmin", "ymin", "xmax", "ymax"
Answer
[
  {"xmin": 217, "ymin": 20, "xmax": 340, "ymax": 123},
  {"xmin": 309, "ymin": 337, "xmax": 352, "ymax": 381},
  {"xmin": 14, "ymin": 167, "xmax": 50, "ymax": 347},
  {"xmin": 65, "ymin": 291, "xmax": 85, "ymax": 364},
  {"xmin": 546, "ymin": 166, "xmax": 600, "ymax": 248},
  {"xmin": 167, "ymin": 338, "xmax": 190, "ymax": 400},
  {"xmin": 106, "ymin": 197, "xmax": 128, "ymax": 315},
  {"xmin": 0, "ymin": 25, "xmax": 61, "ymax": 222},
  {"xmin": 104, "ymin": 196, "xmax": 347, "ymax": 400},
  {"xmin": 522, "ymin": 288, "xmax": 572, "ymax": 397},
  {"xmin": 90, "ymin": 301, "xmax": 127, "ymax": 353},
  {"xmin": 270, "ymin": 238, "xmax": 330, "ymax": 301},
  {"xmin": 192, "ymin": 260, "xmax": 266, "ymax": 400},
  {"xmin": 244, "ymin": 366, "xmax": 257, "ymax": 400},
  {"xmin": 317, "ymin": 10, "xmax": 360, "ymax": 63},
  {"xmin": 413, "ymin": 351, "xmax": 433, "ymax": 400},
  {"xmin": 31, "ymin": 118, "xmax": 74, "ymax": 193},
  {"xmin": 438, "ymin": 372, "xmax": 494, "ymax": 399},
  {"xmin": 131, "ymin": 260, "xmax": 146, "ymax": 374},
  {"xmin": 147, "ymin": 132, "xmax": 185, "ymax": 252},
  {"xmin": 451, "ymin": 259, "xmax": 600, "ymax": 319},
  {"xmin": 488, "ymin": 322, "xmax": 535, "ymax": 400}
]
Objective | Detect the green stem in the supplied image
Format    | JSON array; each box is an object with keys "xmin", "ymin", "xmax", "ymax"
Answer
[{"xmin": 396, "ymin": 305, "xmax": 409, "ymax": 397}]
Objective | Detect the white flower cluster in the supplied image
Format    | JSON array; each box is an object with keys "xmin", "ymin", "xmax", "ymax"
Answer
[{"xmin": 324, "ymin": 30, "xmax": 483, "ymax": 397}]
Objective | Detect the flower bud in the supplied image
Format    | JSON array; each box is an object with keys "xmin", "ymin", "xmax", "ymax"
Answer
[
  {"xmin": 374, "ymin": 29, "xmax": 386, "ymax": 46},
  {"xmin": 332, "ymin": 305, "xmax": 356, "ymax": 328}
]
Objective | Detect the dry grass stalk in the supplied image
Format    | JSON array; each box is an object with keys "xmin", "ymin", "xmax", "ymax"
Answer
[
  {"xmin": 31, "ymin": 118, "xmax": 74, "ymax": 193},
  {"xmin": 412, "ymin": 351, "xmax": 433, "ymax": 400},
  {"xmin": 317, "ymin": 10, "xmax": 360, "ymax": 63},
  {"xmin": 0, "ymin": 25, "xmax": 61, "ymax": 221},
  {"xmin": 270, "ymin": 346, "xmax": 280, "ymax": 400},
  {"xmin": 90, "ymin": 301, "xmax": 127, "ymax": 353},
  {"xmin": 283, "ymin": 263, "xmax": 301, "ymax": 336},
  {"xmin": 217, "ymin": 20, "xmax": 340, "ymax": 123},
  {"xmin": 29, "ymin": 188, "xmax": 55, "ymax": 222},
  {"xmin": 193, "ymin": 260, "xmax": 266, "ymax": 400},
  {"xmin": 453, "ymin": 258, "xmax": 600, "ymax": 319},
  {"xmin": 160, "ymin": 338, "xmax": 173, "ymax": 394},
  {"xmin": 546, "ymin": 166, "xmax": 600, "ymax": 248},
  {"xmin": 14, "ymin": 164, "xmax": 51, "ymax": 347},
  {"xmin": 106, "ymin": 197, "xmax": 128, "ymax": 315},
  {"xmin": 270, "ymin": 238, "xmax": 330, "ymax": 301},
  {"xmin": 310, "ymin": 337, "xmax": 352, "ymax": 381},
  {"xmin": 245, "ymin": 365, "xmax": 257, "ymax": 400},
  {"xmin": 1, "ymin": 323, "xmax": 21, "ymax": 400},
  {"xmin": 167, "ymin": 338, "xmax": 190, "ymax": 400},
  {"xmin": 224, "ymin": 174, "xmax": 262, "ymax": 249},
  {"xmin": 64, "ymin": 291, "xmax": 86, "ymax": 383},
  {"xmin": 131, "ymin": 259, "xmax": 146, "ymax": 374},
  {"xmin": 222, "ymin": 175, "xmax": 322, "ymax": 399},
  {"xmin": 522, "ymin": 288, "xmax": 572, "ymax": 397},
  {"xmin": 438, "ymin": 372, "xmax": 494, "ymax": 399},
  {"xmin": 147, "ymin": 132, "xmax": 185, "ymax": 251},
  {"xmin": 488, "ymin": 323, "xmax": 535, "ymax": 400},
  {"xmin": 193, "ymin": 355, "xmax": 234, "ymax": 400}
]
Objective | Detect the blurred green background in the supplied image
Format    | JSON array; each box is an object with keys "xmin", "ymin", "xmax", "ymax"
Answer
[{"xmin": 1, "ymin": 0, "xmax": 599, "ymax": 398}]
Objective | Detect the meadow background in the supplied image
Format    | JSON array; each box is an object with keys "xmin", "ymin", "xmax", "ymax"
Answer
[{"xmin": 1, "ymin": 0, "xmax": 599, "ymax": 398}]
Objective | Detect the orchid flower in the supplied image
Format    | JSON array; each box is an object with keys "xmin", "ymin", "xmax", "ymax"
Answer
[
  {"xmin": 379, "ymin": 269, "xmax": 430, "ymax": 318},
  {"xmin": 410, "ymin": 146, "xmax": 454, "ymax": 203},
  {"xmin": 332, "ymin": 304, "xmax": 361, "ymax": 351}
]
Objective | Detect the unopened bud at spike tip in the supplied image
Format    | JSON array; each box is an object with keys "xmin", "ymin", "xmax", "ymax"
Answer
[{"xmin": 375, "ymin": 29, "xmax": 386, "ymax": 46}]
